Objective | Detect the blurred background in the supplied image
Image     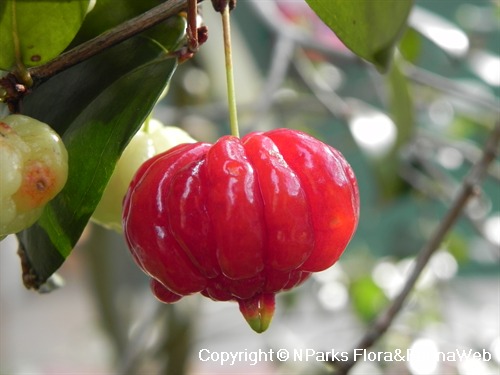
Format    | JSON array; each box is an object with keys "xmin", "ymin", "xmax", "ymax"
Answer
[{"xmin": 1, "ymin": 0, "xmax": 499, "ymax": 374}]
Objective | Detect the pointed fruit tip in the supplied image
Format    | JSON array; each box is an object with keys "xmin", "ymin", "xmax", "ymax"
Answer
[{"xmin": 238, "ymin": 293, "xmax": 276, "ymax": 333}]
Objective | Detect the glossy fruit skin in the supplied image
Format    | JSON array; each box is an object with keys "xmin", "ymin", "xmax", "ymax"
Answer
[
  {"xmin": 0, "ymin": 115, "xmax": 68, "ymax": 238},
  {"xmin": 123, "ymin": 128, "xmax": 359, "ymax": 332},
  {"xmin": 92, "ymin": 119, "xmax": 196, "ymax": 232}
]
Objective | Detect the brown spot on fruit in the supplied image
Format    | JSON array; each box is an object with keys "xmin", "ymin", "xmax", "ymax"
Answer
[
  {"xmin": 36, "ymin": 179, "xmax": 47, "ymax": 191},
  {"xmin": 12, "ymin": 161, "xmax": 56, "ymax": 211},
  {"xmin": 0, "ymin": 121, "xmax": 14, "ymax": 136},
  {"xmin": 31, "ymin": 55, "xmax": 41, "ymax": 62}
]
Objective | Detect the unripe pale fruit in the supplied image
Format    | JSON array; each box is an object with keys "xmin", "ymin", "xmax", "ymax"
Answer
[
  {"xmin": 123, "ymin": 128, "xmax": 360, "ymax": 333},
  {"xmin": 0, "ymin": 114, "xmax": 68, "ymax": 238},
  {"xmin": 92, "ymin": 119, "xmax": 196, "ymax": 232}
]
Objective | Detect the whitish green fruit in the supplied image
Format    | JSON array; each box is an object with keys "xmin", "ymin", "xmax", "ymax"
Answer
[
  {"xmin": 0, "ymin": 114, "xmax": 68, "ymax": 238},
  {"xmin": 92, "ymin": 119, "xmax": 196, "ymax": 232}
]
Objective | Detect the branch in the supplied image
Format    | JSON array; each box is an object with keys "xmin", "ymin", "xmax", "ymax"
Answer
[
  {"xmin": 402, "ymin": 63, "xmax": 500, "ymax": 114},
  {"xmin": 416, "ymin": 129, "xmax": 500, "ymax": 182},
  {"xmin": 333, "ymin": 121, "xmax": 500, "ymax": 375},
  {"xmin": 399, "ymin": 137, "xmax": 498, "ymax": 250},
  {"xmin": 28, "ymin": 0, "xmax": 201, "ymax": 84}
]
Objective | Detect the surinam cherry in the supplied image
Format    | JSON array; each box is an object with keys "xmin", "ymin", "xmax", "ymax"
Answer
[
  {"xmin": 122, "ymin": 128, "xmax": 360, "ymax": 333},
  {"xmin": 0, "ymin": 114, "xmax": 68, "ymax": 239}
]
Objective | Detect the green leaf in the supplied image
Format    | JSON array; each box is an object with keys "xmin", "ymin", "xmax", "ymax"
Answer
[
  {"xmin": 305, "ymin": 0, "xmax": 413, "ymax": 71},
  {"xmin": 0, "ymin": 0, "xmax": 90, "ymax": 70},
  {"xmin": 350, "ymin": 276, "xmax": 388, "ymax": 323},
  {"xmin": 71, "ymin": 0, "xmax": 160, "ymax": 43},
  {"xmin": 70, "ymin": 0, "xmax": 187, "ymax": 52},
  {"xmin": 444, "ymin": 233, "xmax": 468, "ymax": 264},
  {"xmin": 16, "ymin": 36, "xmax": 178, "ymax": 288},
  {"xmin": 399, "ymin": 27, "xmax": 422, "ymax": 63}
]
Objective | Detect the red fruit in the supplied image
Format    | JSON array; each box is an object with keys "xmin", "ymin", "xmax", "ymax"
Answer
[{"xmin": 123, "ymin": 128, "xmax": 359, "ymax": 332}]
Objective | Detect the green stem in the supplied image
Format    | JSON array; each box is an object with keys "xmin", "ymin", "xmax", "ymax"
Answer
[
  {"xmin": 143, "ymin": 114, "xmax": 152, "ymax": 133},
  {"xmin": 221, "ymin": 5, "xmax": 239, "ymax": 138},
  {"xmin": 11, "ymin": 1, "xmax": 32, "ymax": 87}
]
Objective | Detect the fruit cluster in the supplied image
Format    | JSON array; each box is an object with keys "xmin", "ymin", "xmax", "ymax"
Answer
[
  {"xmin": 123, "ymin": 128, "xmax": 359, "ymax": 332},
  {"xmin": 0, "ymin": 114, "xmax": 68, "ymax": 238}
]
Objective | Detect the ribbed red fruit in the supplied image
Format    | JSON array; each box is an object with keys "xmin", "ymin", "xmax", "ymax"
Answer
[{"xmin": 123, "ymin": 128, "xmax": 359, "ymax": 332}]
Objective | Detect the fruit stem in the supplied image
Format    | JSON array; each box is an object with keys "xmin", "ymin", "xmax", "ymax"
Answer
[
  {"xmin": 221, "ymin": 5, "xmax": 239, "ymax": 138},
  {"xmin": 143, "ymin": 114, "xmax": 152, "ymax": 134}
]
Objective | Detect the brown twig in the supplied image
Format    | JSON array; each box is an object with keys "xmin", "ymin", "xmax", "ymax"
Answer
[
  {"xmin": 27, "ymin": 0, "xmax": 202, "ymax": 84},
  {"xmin": 332, "ymin": 122, "xmax": 500, "ymax": 375},
  {"xmin": 187, "ymin": 0, "xmax": 200, "ymax": 52},
  {"xmin": 180, "ymin": 0, "xmax": 208, "ymax": 63}
]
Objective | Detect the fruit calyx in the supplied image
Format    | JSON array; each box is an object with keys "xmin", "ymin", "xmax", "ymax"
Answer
[{"xmin": 238, "ymin": 293, "xmax": 276, "ymax": 333}]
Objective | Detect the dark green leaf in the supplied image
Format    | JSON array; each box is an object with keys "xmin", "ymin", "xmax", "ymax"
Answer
[
  {"xmin": 70, "ymin": 0, "xmax": 187, "ymax": 52},
  {"xmin": 71, "ymin": 0, "xmax": 161, "ymax": 43},
  {"xmin": 305, "ymin": 0, "xmax": 413, "ymax": 71},
  {"xmin": 0, "ymin": 0, "xmax": 90, "ymax": 70},
  {"xmin": 16, "ymin": 36, "xmax": 178, "ymax": 288}
]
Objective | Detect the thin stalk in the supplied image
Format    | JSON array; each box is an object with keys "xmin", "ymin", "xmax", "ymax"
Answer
[
  {"xmin": 221, "ymin": 6, "xmax": 239, "ymax": 138},
  {"xmin": 143, "ymin": 114, "xmax": 152, "ymax": 134},
  {"xmin": 11, "ymin": 1, "xmax": 32, "ymax": 86}
]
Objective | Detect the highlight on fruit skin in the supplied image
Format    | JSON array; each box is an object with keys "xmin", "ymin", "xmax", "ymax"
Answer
[
  {"xmin": 0, "ymin": 114, "xmax": 68, "ymax": 239},
  {"xmin": 123, "ymin": 128, "xmax": 360, "ymax": 333}
]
